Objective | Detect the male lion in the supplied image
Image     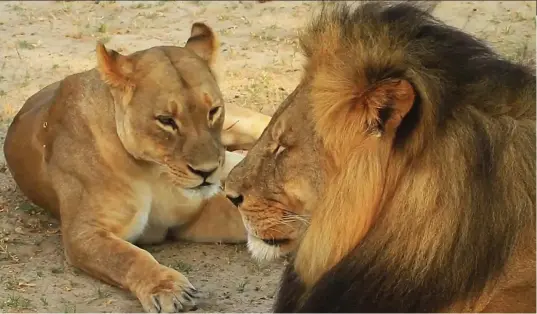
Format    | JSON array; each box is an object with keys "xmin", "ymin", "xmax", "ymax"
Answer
[
  {"xmin": 225, "ymin": 2, "xmax": 536, "ymax": 312},
  {"xmin": 3, "ymin": 23, "xmax": 271, "ymax": 312}
]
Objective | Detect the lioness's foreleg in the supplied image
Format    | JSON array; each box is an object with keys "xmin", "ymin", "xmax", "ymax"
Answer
[
  {"xmin": 171, "ymin": 192, "xmax": 246, "ymax": 243},
  {"xmin": 63, "ymin": 204, "xmax": 197, "ymax": 313},
  {"xmin": 171, "ymin": 151, "xmax": 247, "ymax": 243},
  {"xmin": 222, "ymin": 103, "xmax": 271, "ymax": 150}
]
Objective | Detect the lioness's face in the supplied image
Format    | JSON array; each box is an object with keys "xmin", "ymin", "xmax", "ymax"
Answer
[
  {"xmin": 98, "ymin": 23, "xmax": 227, "ymax": 199},
  {"xmin": 225, "ymin": 85, "xmax": 325, "ymax": 260},
  {"xmin": 117, "ymin": 47, "xmax": 225, "ymax": 197}
]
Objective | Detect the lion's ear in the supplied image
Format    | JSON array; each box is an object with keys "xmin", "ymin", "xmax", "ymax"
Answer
[
  {"xmin": 96, "ymin": 43, "xmax": 134, "ymax": 89},
  {"xmin": 185, "ymin": 22, "xmax": 219, "ymax": 67},
  {"xmin": 271, "ymin": 115, "xmax": 287, "ymax": 142},
  {"xmin": 361, "ymin": 79, "xmax": 415, "ymax": 137}
]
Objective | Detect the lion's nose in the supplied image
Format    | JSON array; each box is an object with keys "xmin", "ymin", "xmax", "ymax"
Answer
[
  {"xmin": 187, "ymin": 165, "xmax": 217, "ymax": 179},
  {"xmin": 226, "ymin": 193, "xmax": 244, "ymax": 207}
]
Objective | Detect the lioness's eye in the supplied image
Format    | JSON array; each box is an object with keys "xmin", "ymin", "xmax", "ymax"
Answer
[
  {"xmin": 156, "ymin": 115, "xmax": 177, "ymax": 130},
  {"xmin": 208, "ymin": 107, "xmax": 221, "ymax": 122}
]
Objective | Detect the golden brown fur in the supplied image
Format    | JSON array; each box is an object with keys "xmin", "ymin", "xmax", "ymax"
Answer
[
  {"xmin": 225, "ymin": 2, "xmax": 536, "ymax": 312},
  {"xmin": 3, "ymin": 23, "xmax": 271, "ymax": 313}
]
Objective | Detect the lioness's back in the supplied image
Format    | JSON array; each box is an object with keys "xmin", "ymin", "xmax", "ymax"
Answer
[{"xmin": 3, "ymin": 79, "xmax": 67, "ymax": 215}]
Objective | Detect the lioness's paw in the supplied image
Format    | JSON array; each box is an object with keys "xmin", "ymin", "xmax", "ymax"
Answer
[
  {"xmin": 148, "ymin": 285, "xmax": 198, "ymax": 313},
  {"xmin": 138, "ymin": 267, "xmax": 199, "ymax": 313}
]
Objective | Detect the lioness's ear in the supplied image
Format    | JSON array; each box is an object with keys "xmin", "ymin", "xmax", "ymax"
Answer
[
  {"xmin": 96, "ymin": 43, "xmax": 134, "ymax": 89},
  {"xmin": 185, "ymin": 22, "xmax": 219, "ymax": 67},
  {"xmin": 361, "ymin": 79, "xmax": 415, "ymax": 137}
]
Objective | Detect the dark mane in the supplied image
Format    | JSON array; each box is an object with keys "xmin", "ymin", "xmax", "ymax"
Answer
[
  {"xmin": 276, "ymin": 2, "xmax": 535, "ymax": 312},
  {"xmin": 300, "ymin": 1, "xmax": 535, "ymax": 151}
]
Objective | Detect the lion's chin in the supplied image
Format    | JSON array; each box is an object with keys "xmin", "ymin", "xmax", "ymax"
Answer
[
  {"xmin": 181, "ymin": 183, "xmax": 221, "ymax": 200},
  {"xmin": 247, "ymin": 234, "xmax": 283, "ymax": 262}
]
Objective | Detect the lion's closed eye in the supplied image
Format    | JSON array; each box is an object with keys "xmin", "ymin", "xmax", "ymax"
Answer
[{"xmin": 274, "ymin": 144, "xmax": 286, "ymax": 156}]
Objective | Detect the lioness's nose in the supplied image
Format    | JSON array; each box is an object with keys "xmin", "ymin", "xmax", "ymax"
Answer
[
  {"xmin": 226, "ymin": 193, "xmax": 244, "ymax": 207},
  {"xmin": 187, "ymin": 165, "xmax": 217, "ymax": 179}
]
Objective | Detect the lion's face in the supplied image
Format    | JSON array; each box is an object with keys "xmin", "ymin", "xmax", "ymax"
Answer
[
  {"xmin": 226, "ymin": 39, "xmax": 416, "ymax": 263},
  {"xmin": 98, "ymin": 24, "xmax": 226, "ymax": 199},
  {"xmin": 225, "ymin": 85, "xmax": 326, "ymax": 260}
]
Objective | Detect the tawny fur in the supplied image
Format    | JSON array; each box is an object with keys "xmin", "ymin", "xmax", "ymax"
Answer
[
  {"xmin": 3, "ymin": 23, "xmax": 271, "ymax": 313},
  {"xmin": 226, "ymin": 2, "xmax": 535, "ymax": 312}
]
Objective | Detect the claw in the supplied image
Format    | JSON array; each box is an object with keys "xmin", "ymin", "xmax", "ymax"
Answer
[
  {"xmin": 173, "ymin": 297, "xmax": 183, "ymax": 312},
  {"xmin": 187, "ymin": 283, "xmax": 197, "ymax": 292},
  {"xmin": 184, "ymin": 288, "xmax": 197, "ymax": 299},
  {"xmin": 181, "ymin": 291, "xmax": 194, "ymax": 303},
  {"xmin": 152, "ymin": 295, "xmax": 162, "ymax": 313}
]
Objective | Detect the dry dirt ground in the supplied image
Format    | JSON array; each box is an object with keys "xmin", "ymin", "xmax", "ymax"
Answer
[{"xmin": 0, "ymin": 1, "xmax": 534, "ymax": 312}]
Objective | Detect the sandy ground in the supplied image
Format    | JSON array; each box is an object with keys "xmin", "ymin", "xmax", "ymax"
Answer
[{"xmin": 0, "ymin": 1, "xmax": 534, "ymax": 312}]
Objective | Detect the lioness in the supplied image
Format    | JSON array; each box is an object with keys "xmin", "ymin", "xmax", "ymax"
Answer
[
  {"xmin": 3, "ymin": 23, "xmax": 271, "ymax": 312},
  {"xmin": 225, "ymin": 2, "xmax": 535, "ymax": 313}
]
